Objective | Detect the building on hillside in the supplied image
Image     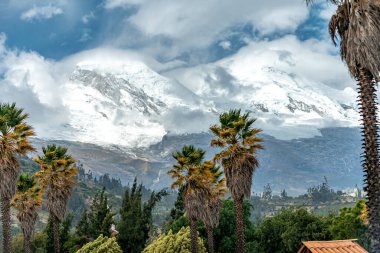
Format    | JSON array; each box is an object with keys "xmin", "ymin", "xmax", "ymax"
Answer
[{"xmin": 297, "ymin": 240, "xmax": 368, "ymax": 253}]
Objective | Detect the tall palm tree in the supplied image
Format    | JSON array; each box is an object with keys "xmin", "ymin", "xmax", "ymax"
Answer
[
  {"xmin": 11, "ymin": 174, "xmax": 43, "ymax": 253},
  {"xmin": 201, "ymin": 161, "xmax": 227, "ymax": 253},
  {"xmin": 306, "ymin": 0, "xmax": 380, "ymax": 250},
  {"xmin": 34, "ymin": 145, "xmax": 78, "ymax": 253},
  {"xmin": 0, "ymin": 103, "xmax": 35, "ymax": 253},
  {"xmin": 210, "ymin": 109, "xmax": 263, "ymax": 253},
  {"xmin": 168, "ymin": 145, "xmax": 212, "ymax": 253}
]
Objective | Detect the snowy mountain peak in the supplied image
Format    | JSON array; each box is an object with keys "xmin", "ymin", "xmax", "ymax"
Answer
[{"xmin": 42, "ymin": 53, "xmax": 360, "ymax": 148}]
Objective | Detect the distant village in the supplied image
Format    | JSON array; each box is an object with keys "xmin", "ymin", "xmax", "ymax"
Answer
[{"xmin": 251, "ymin": 178, "xmax": 364, "ymax": 219}]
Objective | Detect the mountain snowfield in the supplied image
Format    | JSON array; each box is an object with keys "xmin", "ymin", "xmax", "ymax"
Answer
[{"xmin": 53, "ymin": 44, "xmax": 359, "ymax": 148}]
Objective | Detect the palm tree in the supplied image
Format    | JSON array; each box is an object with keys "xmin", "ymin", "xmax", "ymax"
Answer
[
  {"xmin": 306, "ymin": 0, "xmax": 380, "ymax": 250},
  {"xmin": 168, "ymin": 145, "xmax": 212, "ymax": 253},
  {"xmin": 11, "ymin": 174, "xmax": 43, "ymax": 253},
  {"xmin": 201, "ymin": 161, "xmax": 227, "ymax": 253},
  {"xmin": 0, "ymin": 103, "xmax": 35, "ymax": 253},
  {"xmin": 34, "ymin": 145, "xmax": 78, "ymax": 253},
  {"xmin": 210, "ymin": 109, "xmax": 263, "ymax": 253}
]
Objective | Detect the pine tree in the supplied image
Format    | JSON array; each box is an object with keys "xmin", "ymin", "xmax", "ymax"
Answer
[
  {"xmin": 76, "ymin": 210, "xmax": 90, "ymax": 237},
  {"xmin": 87, "ymin": 188, "xmax": 114, "ymax": 238},
  {"xmin": 45, "ymin": 213, "xmax": 73, "ymax": 252},
  {"xmin": 117, "ymin": 178, "xmax": 167, "ymax": 253},
  {"xmin": 170, "ymin": 185, "xmax": 185, "ymax": 221},
  {"xmin": 75, "ymin": 188, "xmax": 114, "ymax": 239}
]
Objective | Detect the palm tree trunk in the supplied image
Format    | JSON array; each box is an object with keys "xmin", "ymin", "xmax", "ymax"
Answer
[
  {"xmin": 1, "ymin": 197, "xmax": 12, "ymax": 253},
  {"xmin": 234, "ymin": 197, "xmax": 245, "ymax": 253},
  {"xmin": 23, "ymin": 235, "xmax": 31, "ymax": 253},
  {"xmin": 189, "ymin": 217, "xmax": 198, "ymax": 253},
  {"xmin": 206, "ymin": 225, "xmax": 215, "ymax": 253},
  {"xmin": 52, "ymin": 215, "xmax": 61, "ymax": 253},
  {"xmin": 358, "ymin": 67, "xmax": 380, "ymax": 252}
]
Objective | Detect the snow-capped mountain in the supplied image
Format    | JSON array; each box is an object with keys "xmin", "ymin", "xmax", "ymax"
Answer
[
  {"xmin": 53, "ymin": 49, "xmax": 359, "ymax": 148},
  {"xmin": 60, "ymin": 59, "xmax": 209, "ymax": 148},
  {"xmin": 14, "ymin": 47, "xmax": 362, "ymax": 193}
]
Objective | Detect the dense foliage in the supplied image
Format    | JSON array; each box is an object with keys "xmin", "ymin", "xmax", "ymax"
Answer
[
  {"xmin": 117, "ymin": 178, "xmax": 167, "ymax": 253},
  {"xmin": 142, "ymin": 227, "xmax": 207, "ymax": 253},
  {"xmin": 330, "ymin": 200, "xmax": 370, "ymax": 249},
  {"xmin": 76, "ymin": 187, "xmax": 114, "ymax": 239},
  {"xmin": 254, "ymin": 208, "xmax": 332, "ymax": 253},
  {"xmin": 76, "ymin": 235, "xmax": 122, "ymax": 253}
]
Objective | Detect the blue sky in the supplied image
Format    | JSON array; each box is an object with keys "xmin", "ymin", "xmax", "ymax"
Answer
[{"xmin": 0, "ymin": 0, "xmax": 332, "ymax": 62}]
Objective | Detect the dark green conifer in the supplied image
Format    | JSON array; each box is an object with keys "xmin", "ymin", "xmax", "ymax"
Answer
[
  {"xmin": 117, "ymin": 178, "xmax": 167, "ymax": 253},
  {"xmin": 77, "ymin": 188, "xmax": 114, "ymax": 239}
]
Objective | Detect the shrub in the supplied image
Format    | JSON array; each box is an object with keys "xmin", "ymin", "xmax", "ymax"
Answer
[
  {"xmin": 76, "ymin": 235, "xmax": 122, "ymax": 253},
  {"xmin": 142, "ymin": 227, "xmax": 206, "ymax": 253}
]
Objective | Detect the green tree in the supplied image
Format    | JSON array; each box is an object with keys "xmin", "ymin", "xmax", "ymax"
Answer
[
  {"xmin": 87, "ymin": 188, "xmax": 114, "ymax": 238},
  {"xmin": 142, "ymin": 227, "xmax": 207, "ymax": 253},
  {"xmin": 213, "ymin": 199, "xmax": 254, "ymax": 253},
  {"xmin": 76, "ymin": 210, "xmax": 90, "ymax": 237},
  {"xmin": 210, "ymin": 109, "xmax": 263, "ymax": 253},
  {"xmin": 76, "ymin": 235, "xmax": 122, "ymax": 253},
  {"xmin": 117, "ymin": 178, "xmax": 167, "ymax": 253},
  {"xmin": 255, "ymin": 208, "xmax": 332, "ymax": 253},
  {"xmin": 330, "ymin": 200, "xmax": 370, "ymax": 249},
  {"xmin": 34, "ymin": 145, "xmax": 78, "ymax": 253},
  {"xmin": 170, "ymin": 185, "xmax": 185, "ymax": 221},
  {"xmin": 45, "ymin": 213, "xmax": 74, "ymax": 253},
  {"xmin": 305, "ymin": 0, "xmax": 380, "ymax": 250},
  {"xmin": 11, "ymin": 174, "xmax": 43, "ymax": 253},
  {"xmin": 168, "ymin": 145, "xmax": 212, "ymax": 253},
  {"xmin": 0, "ymin": 103, "xmax": 35, "ymax": 253}
]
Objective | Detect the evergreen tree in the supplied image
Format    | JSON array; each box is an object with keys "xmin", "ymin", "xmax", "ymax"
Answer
[
  {"xmin": 262, "ymin": 184, "xmax": 272, "ymax": 200},
  {"xmin": 280, "ymin": 189, "xmax": 288, "ymax": 200},
  {"xmin": 45, "ymin": 213, "xmax": 74, "ymax": 253},
  {"xmin": 170, "ymin": 185, "xmax": 185, "ymax": 221},
  {"xmin": 87, "ymin": 188, "xmax": 114, "ymax": 238},
  {"xmin": 117, "ymin": 178, "xmax": 167, "ymax": 253},
  {"xmin": 75, "ymin": 188, "xmax": 114, "ymax": 239},
  {"xmin": 76, "ymin": 210, "xmax": 90, "ymax": 237}
]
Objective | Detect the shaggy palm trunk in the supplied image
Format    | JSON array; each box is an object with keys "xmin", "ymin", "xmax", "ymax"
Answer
[
  {"xmin": 189, "ymin": 217, "xmax": 198, "ymax": 253},
  {"xmin": 1, "ymin": 198, "xmax": 11, "ymax": 253},
  {"xmin": 358, "ymin": 67, "xmax": 380, "ymax": 252},
  {"xmin": 52, "ymin": 215, "xmax": 61, "ymax": 253},
  {"xmin": 206, "ymin": 225, "xmax": 215, "ymax": 253},
  {"xmin": 23, "ymin": 234, "xmax": 31, "ymax": 253},
  {"xmin": 234, "ymin": 197, "xmax": 245, "ymax": 253}
]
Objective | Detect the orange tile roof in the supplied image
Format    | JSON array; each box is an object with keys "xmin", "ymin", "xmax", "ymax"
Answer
[{"xmin": 297, "ymin": 240, "xmax": 368, "ymax": 253}]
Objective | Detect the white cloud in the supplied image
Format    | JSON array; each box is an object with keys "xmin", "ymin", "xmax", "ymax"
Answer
[
  {"xmin": 0, "ymin": 39, "xmax": 70, "ymax": 137},
  {"xmin": 221, "ymin": 35, "xmax": 353, "ymax": 90},
  {"xmin": 20, "ymin": 5, "xmax": 63, "ymax": 21},
  {"xmin": 104, "ymin": 0, "xmax": 146, "ymax": 9},
  {"xmin": 82, "ymin": 11, "xmax": 95, "ymax": 24},
  {"xmin": 219, "ymin": 41, "xmax": 231, "ymax": 50},
  {"xmin": 107, "ymin": 0, "xmax": 309, "ymax": 58},
  {"xmin": 165, "ymin": 35, "xmax": 358, "ymax": 139}
]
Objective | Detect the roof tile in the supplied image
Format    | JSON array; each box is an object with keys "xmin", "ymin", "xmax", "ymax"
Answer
[{"xmin": 298, "ymin": 240, "xmax": 368, "ymax": 253}]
